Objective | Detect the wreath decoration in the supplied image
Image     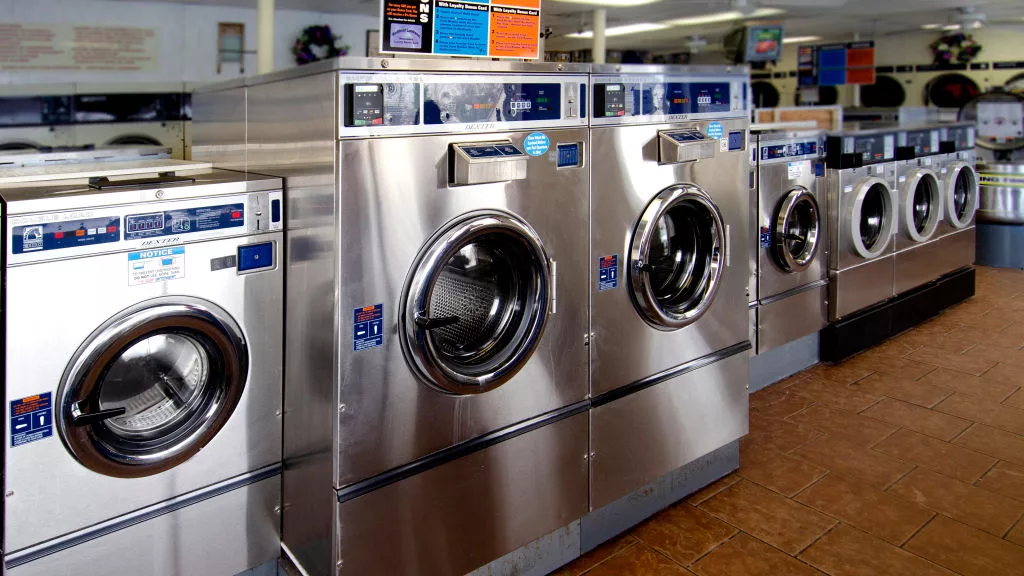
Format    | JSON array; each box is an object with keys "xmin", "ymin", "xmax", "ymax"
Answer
[
  {"xmin": 293, "ymin": 25, "xmax": 350, "ymax": 66},
  {"xmin": 930, "ymin": 32, "xmax": 982, "ymax": 65}
]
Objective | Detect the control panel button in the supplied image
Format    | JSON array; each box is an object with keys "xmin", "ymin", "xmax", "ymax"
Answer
[{"xmin": 238, "ymin": 242, "xmax": 274, "ymax": 272}]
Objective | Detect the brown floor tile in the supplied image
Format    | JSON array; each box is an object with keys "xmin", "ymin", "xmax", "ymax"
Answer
[
  {"xmin": 862, "ymin": 398, "xmax": 972, "ymax": 441},
  {"xmin": 795, "ymin": 474, "xmax": 935, "ymax": 545},
  {"xmin": 631, "ymin": 503, "xmax": 737, "ymax": 566},
  {"xmin": 773, "ymin": 372, "xmax": 812, "ymax": 389},
  {"xmin": 691, "ymin": 533, "xmax": 825, "ymax": 576},
  {"xmin": 950, "ymin": 309, "xmax": 1016, "ymax": 331},
  {"xmin": 899, "ymin": 332, "xmax": 975, "ymax": 355},
  {"xmin": 935, "ymin": 393, "xmax": 1024, "ymax": 436},
  {"xmin": 955, "ymin": 424, "xmax": 1024, "ymax": 467},
  {"xmin": 699, "ymin": 480, "xmax": 837, "ymax": 555},
  {"xmin": 1009, "ymin": 519, "xmax": 1024, "ymax": 546},
  {"xmin": 583, "ymin": 542, "xmax": 695, "ymax": 576},
  {"xmin": 887, "ymin": 468, "xmax": 1024, "ymax": 536},
  {"xmin": 552, "ymin": 533, "xmax": 637, "ymax": 576},
  {"xmin": 808, "ymin": 361, "xmax": 875, "ymax": 385},
  {"xmin": 873, "ymin": 428, "xmax": 998, "ymax": 483},
  {"xmin": 750, "ymin": 394, "xmax": 814, "ymax": 423},
  {"xmin": 786, "ymin": 405, "xmax": 899, "ymax": 446},
  {"xmin": 749, "ymin": 385, "xmax": 792, "ymax": 410},
  {"xmin": 950, "ymin": 325, "xmax": 1024, "ymax": 350},
  {"xmin": 983, "ymin": 363, "xmax": 1024, "ymax": 390},
  {"xmin": 849, "ymin": 373, "xmax": 952, "ymax": 409},
  {"xmin": 798, "ymin": 524, "xmax": 953, "ymax": 576},
  {"xmin": 787, "ymin": 376, "xmax": 883, "ymax": 413},
  {"xmin": 745, "ymin": 417, "xmax": 824, "ymax": 454},
  {"xmin": 869, "ymin": 337, "xmax": 923, "ymax": 358},
  {"xmin": 685, "ymin": 473, "xmax": 740, "ymax": 506},
  {"xmin": 791, "ymin": 435, "xmax": 914, "ymax": 489},
  {"xmin": 1006, "ymin": 389, "xmax": 1024, "ymax": 410},
  {"xmin": 739, "ymin": 442, "xmax": 827, "ymax": 497},
  {"xmin": 916, "ymin": 367, "xmax": 1006, "ymax": 402},
  {"xmin": 907, "ymin": 346, "xmax": 999, "ymax": 376},
  {"xmin": 977, "ymin": 461, "xmax": 1024, "ymax": 503},
  {"xmin": 963, "ymin": 344, "xmax": 1024, "ymax": 369},
  {"xmin": 850, "ymin": 353, "xmax": 937, "ymax": 381},
  {"xmin": 905, "ymin": 515, "xmax": 1024, "ymax": 576}
]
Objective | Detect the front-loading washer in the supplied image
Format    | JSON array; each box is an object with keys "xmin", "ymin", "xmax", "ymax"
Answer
[
  {"xmin": 588, "ymin": 65, "xmax": 750, "ymax": 510},
  {"xmin": 935, "ymin": 122, "xmax": 979, "ymax": 275},
  {"xmin": 893, "ymin": 125, "xmax": 947, "ymax": 294},
  {"xmin": 2, "ymin": 163, "xmax": 283, "ymax": 575}
]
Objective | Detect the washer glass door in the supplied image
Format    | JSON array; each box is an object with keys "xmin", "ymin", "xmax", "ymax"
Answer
[
  {"xmin": 948, "ymin": 162, "xmax": 978, "ymax": 228},
  {"xmin": 629, "ymin": 184, "xmax": 726, "ymax": 330},
  {"xmin": 772, "ymin": 187, "xmax": 820, "ymax": 272},
  {"xmin": 905, "ymin": 171, "xmax": 941, "ymax": 241},
  {"xmin": 57, "ymin": 297, "xmax": 248, "ymax": 478},
  {"xmin": 403, "ymin": 211, "xmax": 550, "ymax": 395},
  {"xmin": 851, "ymin": 179, "xmax": 894, "ymax": 259}
]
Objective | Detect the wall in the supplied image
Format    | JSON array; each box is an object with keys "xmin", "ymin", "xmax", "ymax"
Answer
[{"xmin": 0, "ymin": 0, "xmax": 378, "ymax": 89}]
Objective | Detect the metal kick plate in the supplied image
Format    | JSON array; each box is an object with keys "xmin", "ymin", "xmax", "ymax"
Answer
[{"xmin": 451, "ymin": 141, "xmax": 528, "ymax": 186}]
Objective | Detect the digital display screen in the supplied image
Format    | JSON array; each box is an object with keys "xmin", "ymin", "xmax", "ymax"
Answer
[
  {"xmin": 126, "ymin": 212, "xmax": 165, "ymax": 234},
  {"xmin": 745, "ymin": 25, "xmax": 783, "ymax": 62},
  {"xmin": 423, "ymin": 83, "xmax": 561, "ymax": 124},
  {"xmin": 662, "ymin": 83, "xmax": 730, "ymax": 114}
]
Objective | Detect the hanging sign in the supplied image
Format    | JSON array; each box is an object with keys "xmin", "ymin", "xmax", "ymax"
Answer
[
  {"xmin": 380, "ymin": 0, "xmax": 540, "ymax": 58},
  {"xmin": 798, "ymin": 41, "xmax": 875, "ymax": 87}
]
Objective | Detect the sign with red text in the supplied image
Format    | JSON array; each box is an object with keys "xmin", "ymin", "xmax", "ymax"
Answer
[{"xmin": 0, "ymin": 23, "xmax": 159, "ymax": 72}]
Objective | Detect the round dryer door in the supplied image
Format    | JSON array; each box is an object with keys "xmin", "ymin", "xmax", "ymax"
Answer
[
  {"xmin": 946, "ymin": 161, "xmax": 979, "ymax": 228},
  {"xmin": 56, "ymin": 297, "xmax": 248, "ymax": 478},
  {"xmin": 629, "ymin": 184, "xmax": 726, "ymax": 330},
  {"xmin": 851, "ymin": 178, "xmax": 895, "ymax": 259},
  {"xmin": 772, "ymin": 187, "xmax": 821, "ymax": 272},
  {"xmin": 402, "ymin": 210, "xmax": 550, "ymax": 395},
  {"xmin": 904, "ymin": 170, "xmax": 941, "ymax": 242}
]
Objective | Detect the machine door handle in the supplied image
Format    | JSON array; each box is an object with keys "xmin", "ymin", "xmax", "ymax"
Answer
[
  {"xmin": 415, "ymin": 315, "xmax": 460, "ymax": 331},
  {"xmin": 70, "ymin": 406, "xmax": 127, "ymax": 426}
]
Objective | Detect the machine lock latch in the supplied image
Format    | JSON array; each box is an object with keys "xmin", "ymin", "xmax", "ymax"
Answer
[
  {"xmin": 658, "ymin": 130, "xmax": 715, "ymax": 165},
  {"xmin": 450, "ymin": 141, "xmax": 528, "ymax": 186}
]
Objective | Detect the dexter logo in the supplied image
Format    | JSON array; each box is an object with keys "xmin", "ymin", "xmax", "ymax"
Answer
[{"xmin": 140, "ymin": 237, "xmax": 182, "ymax": 247}]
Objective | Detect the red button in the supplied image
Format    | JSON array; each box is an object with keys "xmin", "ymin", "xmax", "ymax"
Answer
[
  {"xmin": 54, "ymin": 231, "xmax": 64, "ymax": 239},
  {"xmin": 231, "ymin": 211, "xmax": 241, "ymax": 219}
]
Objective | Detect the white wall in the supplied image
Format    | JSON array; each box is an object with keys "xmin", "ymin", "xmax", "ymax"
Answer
[{"xmin": 0, "ymin": 0, "xmax": 378, "ymax": 88}]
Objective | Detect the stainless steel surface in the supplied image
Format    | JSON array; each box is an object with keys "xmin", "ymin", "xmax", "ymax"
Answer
[
  {"xmin": 191, "ymin": 87, "xmax": 247, "ymax": 170},
  {"xmin": 0, "ymin": 159, "xmax": 213, "ymax": 185},
  {"xmin": 3, "ymin": 173, "xmax": 283, "ymax": 553},
  {"xmin": 757, "ymin": 284, "xmax": 828, "ymax": 354},
  {"xmin": 8, "ymin": 474, "xmax": 280, "ymax": 576},
  {"xmin": 335, "ymin": 413, "xmax": 588, "ymax": 576},
  {"xmin": 590, "ymin": 351, "xmax": 748, "ymax": 510},
  {"xmin": 659, "ymin": 131, "xmax": 715, "ymax": 164},
  {"xmin": 937, "ymin": 226, "xmax": 976, "ymax": 275},
  {"xmin": 0, "ymin": 146, "xmax": 170, "ymax": 168},
  {"xmin": 828, "ymin": 255, "xmax": 895, "ymax": 320},
  {"xmin": 590, "ymin": 118, "xmax": 749, "ymax": 397},
  {"xmin": 589, "ymin": 63, "xmax": 748, "ymax": 76},
  {"xmin": 451, "ymin": 142, "xmax": 529, "ymax": 186},
  {"xmin": 894, "ymin": 237, "xmax": 946, "ymax": 295},
  {"xmin": 978, "ymin": 163, "xmax": 1024, "ymax": 224}
]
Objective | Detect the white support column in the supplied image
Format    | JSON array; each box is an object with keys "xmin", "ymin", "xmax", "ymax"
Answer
[
  {"xmin": 258, "ymin": 0, "xmax": 275, "ymax": 74},
  {"xmin": 593, "ymin": 8, "xmax": 607, "ymax": 64}
]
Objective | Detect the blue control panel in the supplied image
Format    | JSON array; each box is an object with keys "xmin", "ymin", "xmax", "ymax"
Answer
[
  {"xmin": 12, "ymin": 216, "xmax": 120, "ymax": 254},
  {"xmin": 594, "ymin": 82, "xmax": 731, "ymax": 117},
  {"xmin": 761, "ymin": 140, "xmax": 818, "ymax": 160},
  {"xmin": 424, "ymin": 83, "xmax": 561, "ymax": 124},
  {"xmin": 557, "ymin": 143, "xmax": 580, "ymax": 168},
  {"xmin": 124, "ymin": 203, "xmax": 244, "ymax": 241}
]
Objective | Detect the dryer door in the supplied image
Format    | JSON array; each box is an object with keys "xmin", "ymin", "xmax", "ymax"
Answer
[
  {"xmin": 772, "ymin": 186, "xmax": 821, "ymax": 272},
  {"xmin": 904, "ymin": 169, "xmax": 941, "ymax": 242},
  {"xmin": 946, "ymin": 161, "xmax": 979, "ymax": 228},
  {"xmin": 851, "ymin": 177, "xmax": 895, "ymax": 259},
  {"xmin": 402, "ymin": 210, "xmax": 550, "ymax": 395},
  {"xmin": 629, "ymin": 184, "xmax": 726, "ymax": 330},
  {"xmin": 57, "ymin": 297, "xmax": 248, "ymax": 478}
]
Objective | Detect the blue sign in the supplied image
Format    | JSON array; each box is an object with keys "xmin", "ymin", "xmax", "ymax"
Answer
[
  {"xmin": 706, "ymin": 121, "xmax": 724, "ymax": 140},
  {"xmin": 598, "ymin": 254, "xmax": 618, "ymax": 291},
  {"xmin": 433, "ymin": 3, "xmax": 489, "ymax": 56},
  {"xmin": 759, "ymin": 226, "xmax": 772, "ymax": 249},
  {"xmin": 353, "ymin": 304, "xmax": 384, "ymax": 351},
  {"xmin": 11, "ymin": 392, "xmax": 52, "ymax": 447},
  {"xmin": 523, "ymin": 132, "xmax": 550, "ymax": 156}
]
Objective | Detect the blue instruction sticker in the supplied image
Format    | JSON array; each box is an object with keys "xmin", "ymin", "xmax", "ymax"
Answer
[
  {"xmin": 11, "ymin": 392, "xmax": 52, "ymax": 447},
  {"xmin": 523, "ymin": 132, "xmax": 550, "ymax": 156},
  {"xmin": 706, "ymin": 121, "xmax": 724, "ymax": 140},
  {"xmin": 598, "ymin": 254, "xmax": 619, "ymax": 291},
  {"xmin": 759, "ymin": 226, "xmax": 772, "ymax": 249},
  {"xmin": 353, "ymin": 304, "xmax": 384, "ymax": 351}
]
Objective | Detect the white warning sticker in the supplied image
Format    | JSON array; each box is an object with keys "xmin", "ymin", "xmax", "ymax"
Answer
[
  {"xmin": 787, "ymin": 162, "xmax": 803, "ymax": 180},
  {"xmin": 128, "ymin": 247, "xmax": 185, "ymax": 286}
]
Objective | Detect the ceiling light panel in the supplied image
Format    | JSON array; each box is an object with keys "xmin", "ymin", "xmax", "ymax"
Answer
[{"xmin": 566, "ymin": 22, "xmax": 670, "ymax": 38}]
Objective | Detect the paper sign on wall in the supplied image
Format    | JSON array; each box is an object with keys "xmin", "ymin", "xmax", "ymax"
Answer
[
  {"xmin": 0, "ymin": 23, "xmax": 159, "ymax": 72},
  {"xmin": 381, "ymin": 0, "xmax": 540, "ymax": 59}
]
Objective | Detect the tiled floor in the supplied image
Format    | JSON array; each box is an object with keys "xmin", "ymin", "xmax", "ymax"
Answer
[{"xmin": 552, "ymin": 266, "xmax": 1024, "ymax": 576}]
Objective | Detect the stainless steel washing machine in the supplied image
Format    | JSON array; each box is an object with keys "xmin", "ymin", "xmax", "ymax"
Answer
[
  {"xmin": 195, "ymin": 59, "xmax": 591, "ymax": 576},
  {"xmin": 2, "ymin": 163, "xmax": 283, "ymax": 575},
  {"xmin": 824, "ymin": 127, "xmax": 898, "ymax": 320},
  {"xmin": 751, "ymin": 130, "xmax": 828, "ymax": 353},
  {"xmin": 588, "ymin": 65, "xmax": 750, "ymax": 510},
  {"xmin": 894, "ymin": 125, "xmax": 946, "ymax": 294},
  {"xmin": 935, "ymin": 122, "xmax": 979, "ymax": 275}
]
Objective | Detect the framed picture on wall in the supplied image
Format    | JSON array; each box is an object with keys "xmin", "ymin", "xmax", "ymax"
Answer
[{"xmin": 367, "ymin": 30, "xmax": 381, "ymax": 57}]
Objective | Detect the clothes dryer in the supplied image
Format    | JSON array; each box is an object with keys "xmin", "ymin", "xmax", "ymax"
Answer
[
  {"xmin": 71, "ymin": 87, "xmax": 186, "ymax": 159},
  {"xmin": 0, "ymin": 94, "xmax": 75, "ymax": 150},
  {"xmin": 2, "ymin": 164, "xmax": 283, "ymax": 575},
  {"xmin": 588, "ymin": 65, "xmax": 750, "ymax": 510},
  {"xmin": 894, "ymin": 126, "xmax": 946, "ymax": 294}
]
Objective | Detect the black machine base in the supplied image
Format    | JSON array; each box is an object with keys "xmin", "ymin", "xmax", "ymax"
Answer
[{"xmin": 820, "ymin": 266, "xmax": 976, "ymax": 364}]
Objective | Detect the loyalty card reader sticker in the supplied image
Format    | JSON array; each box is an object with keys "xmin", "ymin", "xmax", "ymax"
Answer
[
  {"xmin": 598, "ymin": 254, "xmax": 618, "ymax": 291},
  {"xmin": 128, "ymin": 247, "xmax": 185, "ymax": 286},
  {"xmin": 354, "ymin": 304, "xmax": 384, "ymax": 351},
  {"xmin": 706, "ymin": 121, "xmax": 724, "ymax": 140},
  {"xmin": 11, "ymin": 393, "xmax": 52, "ymax": 447},
  {"xmin": 523, "ymin": 132, "xmax": 549, "ymax": 156}
]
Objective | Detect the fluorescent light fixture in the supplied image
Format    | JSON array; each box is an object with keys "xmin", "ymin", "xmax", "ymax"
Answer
[
  {"xmin": 550, "ymin": 0, "xmax": 661, "ymax": 6},
  {"xmin": 942, "ymin": 24, "xmax": 961, "ymax": 30},
  {"xmin": 663, "ymin": 7, "xmax": 784, "ymax": 27},
  {"xmin": 566, "ymin": 22, "xmax": 670, "ymax": 38},
  {"xmin": 920, "ymin": 23, "xmax": 942, "ymax": 29},
  {"xmin": 783, "ymin": 35, "xmax": 822, "ymax": 44}
]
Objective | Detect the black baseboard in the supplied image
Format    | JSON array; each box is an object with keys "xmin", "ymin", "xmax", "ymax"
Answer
[{"xmin": 820, "ymin": 267, "xmax": 975, "ymax": 364}]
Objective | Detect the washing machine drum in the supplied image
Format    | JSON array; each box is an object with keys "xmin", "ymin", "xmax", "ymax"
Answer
[
  {"xmin": 772, "ymin": 187, "xmax": 820, "ymax": 272},
  {"xmin": 852, "ymin": 178, "xmax": 895, "ymax": 259},
  {"xmin": 904, "ymin": 170, "xmax": 941, "ymax": 242},
  {"xmin": 402, "ymin": 210, "xmax": 550, "ymax": 395},
  {"xmin": 629, "ymin": 184, "xmax": 725, "ymax": 331},
  {"xmin": 947, "ymin": 162, "xmax": 978, "ymax": 228},
  {"xmin": 57, "ymin": 297, "xmax": 248, "ymax": 478}
]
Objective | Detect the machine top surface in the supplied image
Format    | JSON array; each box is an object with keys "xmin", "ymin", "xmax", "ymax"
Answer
[
  {"xmin": 0, "ymin": 159, "xmax": 212, "ymax": 185},
  {"xmin": 0, "ymin": 145, "xmax": 171, "ymax": 168}
]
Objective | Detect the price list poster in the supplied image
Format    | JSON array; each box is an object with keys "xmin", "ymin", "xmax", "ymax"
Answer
[{"xmin": 381, "ymin": 0, "xmax": 540, "ymax": 58}]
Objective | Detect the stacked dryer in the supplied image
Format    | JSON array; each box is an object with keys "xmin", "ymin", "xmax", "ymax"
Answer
[
  {"xmin": 893, "ymin": 125, "xmax": 946, "ymax": 295},
  {"xmin": 935, "ymin": 122, "xmax": 980, "ymax": 275}
]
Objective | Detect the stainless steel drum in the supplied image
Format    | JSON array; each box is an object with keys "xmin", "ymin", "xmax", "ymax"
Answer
[{"xmin": 978, "ymin": 162, "xmax": 1024, "ymax": 224}]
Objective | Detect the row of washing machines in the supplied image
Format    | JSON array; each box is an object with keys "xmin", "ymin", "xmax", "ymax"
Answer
[{"xmin": 750, "ymin": 122, "xmax": 979, "ymax": 361}]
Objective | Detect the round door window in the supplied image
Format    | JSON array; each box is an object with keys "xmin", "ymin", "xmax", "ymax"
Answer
[
  {"xmin": 947, "ymin": 163, "xmax": 978, "ymax": 228},
  {"xmin": 851, "ymin": 179, "xmax": 894, "ymax": 259},
  {"xmin": 57, "ymin": 298, "xmax": 247, "ymax": 478},
  {"xmin": 402, "ymin": 211, "xmax": 550, "ymax": 395},
  {"xmin": 905, "ymin": 171, "xmax": 940, "ymax": 242},
  {"xmin": 629, "ymin": 184, "xmax": 725, "ymax": 330},
  {"xmin": 772, "ymin": 188, "xmax": 820, "ymax": 272}
]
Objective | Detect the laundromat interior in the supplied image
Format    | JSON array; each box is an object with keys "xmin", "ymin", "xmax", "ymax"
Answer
[{"xmin": 2, "ymin": 0, "xmax": 1024, "ymax": 574}]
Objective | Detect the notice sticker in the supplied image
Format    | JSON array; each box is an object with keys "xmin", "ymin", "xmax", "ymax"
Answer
[
  {"xmin": 787, "ymin": 162, "xmax": 803, "ymax": 180},
  {"xmin": 10, "ymin": 393, "xmax": 52, "ymax": 447},
  {"xmin": 759, "ymin": 226, "xmax": 772, "ymax": 249},
  {"xmin": 354, "ymin": 304, "xmax": 384, "ymax": 351},
  {"xmin": 706, "ymin": 121, "xmax": 724, "ymax": 140},
  {"xmin": 128, "ymin": 247, "xmax": 185, "ymax": 286},
  {"xmin": 598, "ymin": 254, "xmax": 618, "ymax": 291},
  {"xmin": 523, "ymin": 132, "xmax": 550, "ymax": 156}
]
